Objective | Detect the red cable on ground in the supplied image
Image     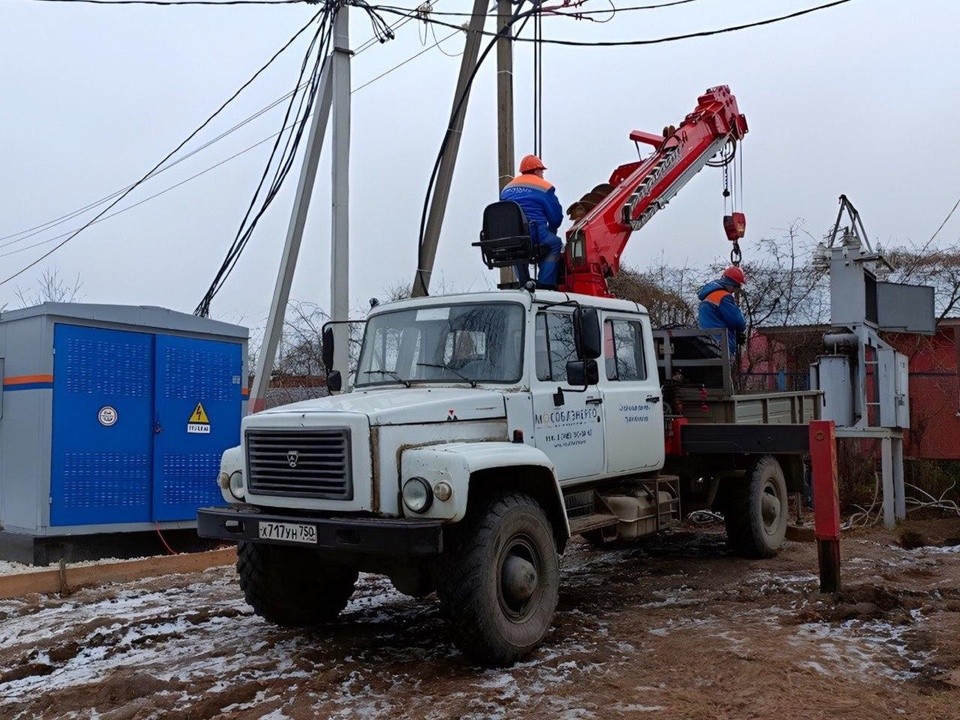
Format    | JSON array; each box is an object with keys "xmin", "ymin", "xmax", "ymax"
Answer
[{"xmin": 156, "ymin": 526, "xmax": 179, "ymax": 556}]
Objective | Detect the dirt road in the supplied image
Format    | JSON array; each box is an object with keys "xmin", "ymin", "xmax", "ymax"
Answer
[{"xmin": 1, "ymin": 521, "xmax": 958, "ymax": 720}]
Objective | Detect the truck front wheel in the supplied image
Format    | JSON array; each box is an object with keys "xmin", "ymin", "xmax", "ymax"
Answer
[
  {"xmin": 438, "ymin": 493, "xmax": 560, "ymax": 666},
  {"xmin": 237, "ymin": 542, "xmax": 358, "ymax": 626},
  {"xmin": 724, "ymin": 455, "xmax": 788, "ymax": 559}
]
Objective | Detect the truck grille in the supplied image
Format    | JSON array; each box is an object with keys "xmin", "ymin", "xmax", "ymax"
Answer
[{"xmin": 246, "ymin": 429, "xmax": 353, "ymax": 500}]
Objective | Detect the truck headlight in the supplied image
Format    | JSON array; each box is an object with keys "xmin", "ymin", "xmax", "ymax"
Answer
[
  {"xmin": 402, "ymin": 477, "xmax": 433, "ymax": 513},
  {"xmin": 228, "ymin": 471, "xmax": 245, "ymax": 501}
]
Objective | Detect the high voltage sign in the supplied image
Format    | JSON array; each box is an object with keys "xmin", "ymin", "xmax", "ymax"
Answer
[{"xmin": 187, "ymin": 402, "xmax": 211, "ymax": 434}]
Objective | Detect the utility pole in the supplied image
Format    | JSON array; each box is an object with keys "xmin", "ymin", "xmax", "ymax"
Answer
[
  {"xmin": 248, "ymin": 63, "xmax": 334, "ymax": 413},
  {"xmin": 496, "ymin": 0, "xmax": 515, "ymax": 285},
  {"xmin": 330, "ymin": 6, "xmax": 351, "ymax": 381},
  {"xmin": 247, "ymin": 6, "xmax": 350, "ymax": 411},
  {"xmin": 412, "ymin": 0, "xmax": 488, "ymax": 297}
]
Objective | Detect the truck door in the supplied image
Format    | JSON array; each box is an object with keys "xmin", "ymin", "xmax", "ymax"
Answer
[
  {"xmin": 531, "ymin": 309, "xmax": 605, "ymax": 482},
  {"xmin": 598, "ymin": 313, "xmax": 664, "ymax": 474}
]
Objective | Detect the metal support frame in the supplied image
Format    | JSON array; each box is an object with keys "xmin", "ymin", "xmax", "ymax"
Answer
[
  {"xmin": 835, "ymin": 426, "xmax": 906, "ymax": 530},
  {"xmin": 248, "ymin": 60, "xmax": 334, "ymax": 413},
  {"xmin": 412, "ymin": 0, "xmax": 488, "ymax": 298},
  {"xmin": 810, "ymin": 205, "xmax": 919, "ymax": 529}
]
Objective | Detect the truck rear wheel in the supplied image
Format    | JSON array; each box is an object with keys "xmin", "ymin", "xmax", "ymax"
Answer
[
  {"xmin": 237, "ymin": 542, "xmax": 358, "ymax": 627},
  {"xmin": 438, "ymin": 493, "xmax": 560, "ymax": 667},
  {"xmin": 724, "ymin": 455, "xmax": 788, "ymax": 559}
]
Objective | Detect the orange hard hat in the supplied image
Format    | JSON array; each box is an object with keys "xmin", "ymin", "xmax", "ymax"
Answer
[
  {"xmin": 722, "ymin": 266, "xmax": 746, "ymax": 286},
  {"xmin": 519, "ymin": 154, "xmax": 547, "ymax": 173}
]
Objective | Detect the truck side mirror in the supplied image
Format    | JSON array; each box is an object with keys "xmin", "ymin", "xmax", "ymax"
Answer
[
  {"xmin": 566, "ymin": 359, "xmax": 599, "ymax": 387},
  {"xmin": 573, "ymin": 307, "xmax": 602, "ymax": 360},
  {"xmin": 327, "ymin": 370, "xmax": 342, "ymax": 393},
  {"xmin": 322, "ymin": 324, "xmax": 335, "ymax": 373}
]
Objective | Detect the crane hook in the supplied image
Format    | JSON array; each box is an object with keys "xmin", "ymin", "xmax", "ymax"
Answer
[{"xmin": 730, "ymin": 241, "xmax": 742, "ymax": 266}]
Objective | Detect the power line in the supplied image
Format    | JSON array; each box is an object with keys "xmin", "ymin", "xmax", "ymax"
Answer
[
  {"xmin": 416, "ymin": 0, "xmax": 539, "ymax": 291},
  {"xmin": 0, "ymin": 8, "xmax": 324, "ymax": 288},
  {"xmin": 195, "ymin": 5, "xmax": 333, "ymax": 315},
  {"xmin": 382, "ymin": 0, "xmax": 858, "ymax": 47},
  {"xmin": 2, "ymin": 9, "xmax": 462, "ymax": 263},
  {"xmin": 929, "ymin": 195, "xmax": 960, "ymax": 245},
  {"xmin": 31, "ymin": 0, "xmax": 306, "ymax": 6},
  {"xmin": 0, "ymin": 130, "xmax": 291, "ymax": 259},
  {"xmin": 353, "ymin": 27, "xmax": 460, "ymax": 92},
  {"xmin": 374, "ymin": 0, "xmax": 701, "ymax": 18},
  {"xmin": 0, "ymin": 91, "xmax": 299, "ymax": 248},
  {"xmin": 195, "ymin": 0, "xmax": 396, "ymax": 314},
  {"xmin": 0, "ymin": 1, "xmax": 425, "ymax": 247}
]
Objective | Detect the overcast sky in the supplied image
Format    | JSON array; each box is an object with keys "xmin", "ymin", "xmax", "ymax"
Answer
[{"xmin": 2, "ymin": 0, "xmax": 958, "ymax": 331}]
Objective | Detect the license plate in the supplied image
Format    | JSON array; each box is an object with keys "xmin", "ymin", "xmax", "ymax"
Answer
[{"xmin": 258, "ymin": 521, "xmax": 318, "ymax": 545}]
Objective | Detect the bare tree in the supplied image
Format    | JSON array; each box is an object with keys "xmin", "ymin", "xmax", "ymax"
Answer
[
  {"xmin": 15, "ymin": 267, "xmax": 83, "ymax": 307},
  {"xmin": 887, "ymin": 247, "xmax": 960, "ymax": 321},
  {"xmin": 733, "ymin": 221, "xmax": 830, "ymax": 330},
  {"xmin": 275, "ymin": 301, "xmax": 328, "ymax": 378},
  {"xmin": 608, "ymin": 260, "xmax": 698, "ymax": 327}
]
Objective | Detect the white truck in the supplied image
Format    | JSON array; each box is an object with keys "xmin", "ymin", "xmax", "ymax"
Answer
[{"xmin": 199, "ymin": 288, "xmax": 817, "ymax": 665}]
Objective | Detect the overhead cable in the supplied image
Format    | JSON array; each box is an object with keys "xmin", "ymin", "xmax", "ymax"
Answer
[
  {"xmin": 31, "ymin": 0, "xmax": 306, "ymax": 6},
  {"xmin": 1, "ymin": 0, "xmax": 422, "ymax": 247},
  {"xmin": 195, "ymin": 5, "xmax": 333, "ymax": 316},
  {"xmin": 0, "ymin": 91, "xmax": 299, "ymax": 249},
  {"xmin": 0, "ymin": 8, "xmax": 324, "ymax": 288},
  {"xmin": 374, "ymin": 0, "xmax": 701, "ymax": 18},
  {"xmin": 195, "ymin": 0, "xmax": 396, "ymax": 315},
  {"xmin": 415, "ymin": 0, "xmax": 539, "ymax": 292},
  {"xmin": 382, "ymin": 0, "xmax": 857, "ymax": 47},
  {"xmin": 928, "ymin": 196, "xmax": 960, "ymax": 245},
  {"xmin": 3, "ymin": 7, "xmax": 457, "ymax": 261},
  {"xmin": 0, "ymin": 130, "xmax": 294, "ymax": 259}
]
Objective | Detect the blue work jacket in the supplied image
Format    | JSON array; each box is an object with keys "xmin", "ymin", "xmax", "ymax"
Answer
[
  {"xmin": 697, "ymin": 280, "xmax": 746, "ymax": 356},
  {"xmin": 499, "ymin": 173, "xmax": 564, "ymax": 245}
]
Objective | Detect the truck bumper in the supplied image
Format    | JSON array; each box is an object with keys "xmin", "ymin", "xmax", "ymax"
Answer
[{"xmin": 197, "ymin": 506, "xmax": 444, "ymax": 556}]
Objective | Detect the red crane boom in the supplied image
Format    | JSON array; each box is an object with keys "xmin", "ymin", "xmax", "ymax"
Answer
[{"xmin": 559, "ymin": 85, "xmax": 748, "ymax": 297}]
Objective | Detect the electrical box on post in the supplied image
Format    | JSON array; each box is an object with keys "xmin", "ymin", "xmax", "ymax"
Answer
[
  {"xmin": 878, "ymin": 348, "xmax": 910, "ymax": 429},
  {"xmin": 876, "ymin": 282, "xmax": 936, "ymax": 334},
  {"xmin": 810, "ymin": 355, "xmax": 854, "ymax": 427}
]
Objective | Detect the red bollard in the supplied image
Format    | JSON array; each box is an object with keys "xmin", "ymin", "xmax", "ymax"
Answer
[{"xmin": 809, "ymin": 420, "xmax": 841, "ymax": 592}]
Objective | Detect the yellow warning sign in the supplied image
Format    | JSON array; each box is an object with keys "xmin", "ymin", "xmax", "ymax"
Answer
[
  {"xmin": 189, "ymin": 403, "xmax": 210, "ymax": 424},
  {"xmin": 187, "ymin": 403, "xmax": 211, "ymax": 434}
]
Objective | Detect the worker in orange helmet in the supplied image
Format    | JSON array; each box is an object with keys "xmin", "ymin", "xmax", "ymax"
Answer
[
  {"xmin": 499, "ymin": 154, "xmax": 564, "ymax": 289},
  {"xmin": 697, "ymin": 266, "xmax": 747, "ymax": 356}
]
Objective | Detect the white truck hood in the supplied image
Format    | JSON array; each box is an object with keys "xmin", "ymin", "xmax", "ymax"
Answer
[{"xmin": 257, "ymin": 387, "xmax": 508, "ymax": 426}]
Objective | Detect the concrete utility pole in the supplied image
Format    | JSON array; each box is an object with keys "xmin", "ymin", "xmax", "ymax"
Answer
[
  {"xmin": 330, "ymin": 7, "xmax": 352, "ymax": 380},
  {"xmin": 247, "ymin": 6, "xmax": 351, "ymax": 411},
  {"xmin": 412, "ymin": 0, "xmax": 488, "ymax": 298},
  {"xmin": 248, "ymin": 62, "xmax": 334, "ymax": 414},
  {"xmin": 495, "ymin": 0, "xmax": 515, "ymax": 285}
]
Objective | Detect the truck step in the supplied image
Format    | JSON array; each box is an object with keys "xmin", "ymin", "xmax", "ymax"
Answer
[{"xmin": 568, "ymin": 513, "xmax": 619, "ymax": 536}]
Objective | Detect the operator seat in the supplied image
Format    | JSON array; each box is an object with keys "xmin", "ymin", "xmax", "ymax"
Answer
[{"xmin": 474, "ymin": 201, "xmax": 549, "ymax": 276}]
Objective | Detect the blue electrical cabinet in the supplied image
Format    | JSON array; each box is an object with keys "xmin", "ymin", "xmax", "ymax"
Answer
[{"xmin": 0, "ymin": 303, "xmax": 247, "ymax": 548}]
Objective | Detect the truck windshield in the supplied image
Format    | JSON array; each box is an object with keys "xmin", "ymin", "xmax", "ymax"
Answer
[{"xmin": 356, "ymin": 302, "xmax": 525, "ymax": 387}]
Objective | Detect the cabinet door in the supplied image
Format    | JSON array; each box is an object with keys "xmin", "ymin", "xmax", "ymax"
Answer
[
  {"xmin": 51, "ymin": 325, "xmax": 154, "ymax": 526},
  {"xmin": 153, "ymin": 336, "xmax": 243, "ymax": 521}
]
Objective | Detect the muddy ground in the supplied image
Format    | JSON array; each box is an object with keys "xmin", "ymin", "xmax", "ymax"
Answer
[{"xmin": 1, "ymin": 519, "xmax": 959, "ymax": 720}]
